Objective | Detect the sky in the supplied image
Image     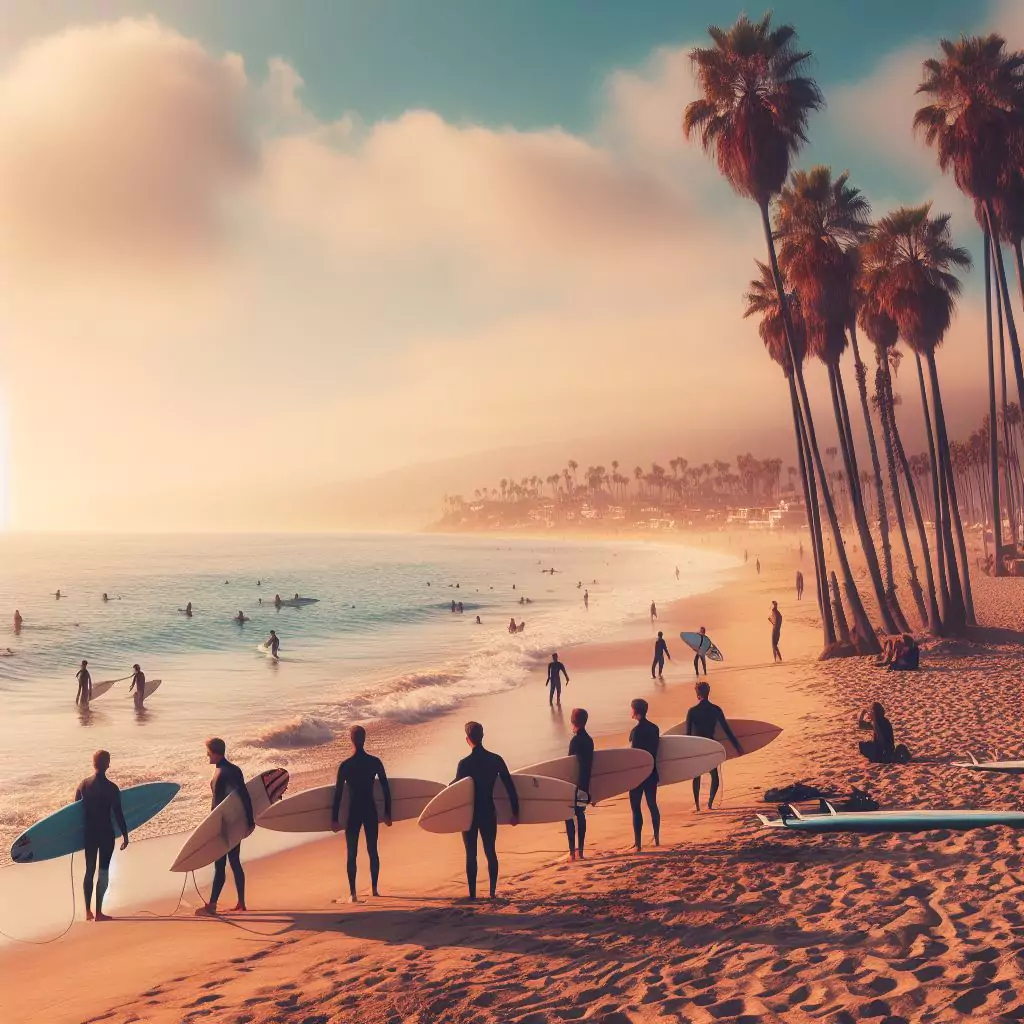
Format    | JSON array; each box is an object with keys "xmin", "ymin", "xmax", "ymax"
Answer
[{"xmin": 0, "ymin": 0, "xmax": 1020, "ymax": 530}]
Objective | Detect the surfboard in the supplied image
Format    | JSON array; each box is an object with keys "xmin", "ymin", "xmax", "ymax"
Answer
[
  {"xmin": 417, "ymin": 774, "xmax": 579, "ymax": 834},
  {"xmin": 757, "ymin": 802, "xmax": 1024, "ymax": 834},
  {"xmin": 680, "ymin": 631, "xmax": 723, "ymax": 661},
  {"xmin": 89, "ymin": 677, "xmax": 121, "ymax": 699},
  {"xmin": 664, "ymin": 718, "xmax": 782, "ymax": 760},
  {"xmin": 513, "ymin": 749, "xmax": 654, "ymax": 804},
  {"xmin": 952, "ymin": 753, "xmax": 1024, "ymax": 774},
  {"xmin": 10, "ymin": 782, "xmax": 180, "ymax": 864},
  {"xmin": 259, "ymin": 778, "xmax": 445, "ymax": 833},
  {"xmin": 130, "ymin": 678, "xmax": 162, "ymax": 699},
  {"xmin": 171, "ymin": 768, "xmax": 289, "ymax": 872},
  {"xmin": 655, "ymin": 735, "xmax": 726, "ymax": 785},
  {"xmin": 275, "ymin": 597, "xmax": 319, "ymax": 608},
  {"xmin": 256, "ymin": 642, "xmax": 279, "ymax": 660}
]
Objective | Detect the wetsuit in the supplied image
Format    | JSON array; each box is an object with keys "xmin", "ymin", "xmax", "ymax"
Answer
[
  {"xmin": 770, "ymin": 609, "xmax": 783, "ymax": 662},
  {"xmin": 76, "ymin": 667, "xmax": 92, "ymax": 705},
  {"xmin": 651, "ymin": 636, "xmax": 670, "ymax": 679},
  {"xmin": 565, "ymin": 730, "xmax": 594, "ymax": 855},
  {"xmin": 628, "ymin": 718, "xmax": 660, "ymax": 848},
  {"xmin": 547, "ymin": 659, "xmax": 569, "ymax": 706},
  {"xmin": 331, "ymin": 750, "xmax": 391, "ymax": 895},
  {"xmin": 129, "ymin": 669, "xmax": 146, "ymax": 708},
  {"xmin": 269, "ymin": 635, "xmax": 280, "ymax": 656},
  {"xmin": 686, "ymin": 699, "xmax": 740, "ymax": 808},
  {"xmin": 210, "ymin": 759, "xmax": 254, "ymax": 906},
  {"xmin": 75, "ymin": 773, "xmax": 128, "ymax": 916},
  {"xmin": 454, "ymin": 746, "xmax": 519, "ymax": 898},
  {"xmin": 693, "ymin": 636, "xmax": 708, "ymax": 677},
  {"xmin": 859, "ymin": 715, "xmax": 896, "ymax": 762}
]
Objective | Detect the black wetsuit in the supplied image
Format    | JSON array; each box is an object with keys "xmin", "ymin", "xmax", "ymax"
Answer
[
  {"xmin": 76, "ymin": 667, "xmax": 91, "ymax": 704},
  {"xmin": 269, "ymin": 635, "xmax": 280, "ymax": 656},
  {"xmin": 547, "ymin": 659, "xmax": 569, "ymax": 706},
  {"xmin": 331, "ymin": 750, "xmax": 391, "ymax": 895},
  {"xmin": 129, "ymin": 669, "xmax": 145, "ymax": 707},
  {"xmin": 628, "ymin": 718, "xmax": 660, "ymax": 848},
  {"xmin": 210, "ymin": 760, "xmax": 254, "ymax": 906},
  {"xmin": 565, "ymin": 730, "xmax": 594, "ymax": 855},
  {"xmin": 860, "ymin": 716, "xmax": 896, "ymax": 762},
  {"xmin": 455, "ymin": 746, "xmax": 519, "ymax": 898},
  {"xmin": 693, "ymin": 636, "xmax": 708, "ymax": 677},
  {"xmin": 771, "ymin": 609, "xmax": 783, "ymax": 662},
  {"xmin": 651, "ymin": 636, "xmax": 670, "ymax": 678},
  {"xmin": 685, "ymin": 699, "xmax": 740, "ymax": 808},
  {"xmin": 75, "ymin": 773, "xmax": 128, "ymax": 915}
]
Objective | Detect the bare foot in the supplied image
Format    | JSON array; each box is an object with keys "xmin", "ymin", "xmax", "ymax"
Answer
[
  {"xmin": 332, "ymin": 895, "xmax": 359, "ymax": 904},
  {"xmin": 194, "ymin": 904, "xmax": 219, "ymax": 917},
  {"xmin": 95, "ymin": 912, "xmax": 113, "ymax": 922},
  {"xmin": 577, "ymin": 851, "xmax": 585, "ymax": 861},
  {"xmin": 85, "ymin": 909, "xmax": 94, "ymax": 921},
  {"xmin": 223, "ymin": 904, "xmax": 247, "ymax": 914},
  {"xmin": 653, "ymin": 836, "xmax": 661, "ymax": 847},
  {"xmin": 372, "ymin": 888, "xmax": 381, "ymax": 898},
  {"xmin": 567, "ymin": 851, "xmax": 576, "ymax": 862},
  {"xmin": 632, "ymin": 844, "xmax": 641, "ymax": 853}
]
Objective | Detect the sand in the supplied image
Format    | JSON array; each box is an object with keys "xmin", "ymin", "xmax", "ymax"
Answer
[{"xmin": 4, "ymin": 533, "xmax": 1024, "ymax": 1023}]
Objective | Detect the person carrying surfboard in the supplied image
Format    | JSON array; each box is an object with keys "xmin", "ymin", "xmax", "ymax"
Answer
[
  {"xmin": 195, "ymin": 738, "xmax": 254, "ymax": 917},
  {"xmin": 628, "ymin": 699, "xmax": 660, "ymax": 850},
  {"xmin": 127, "ymin": 664, "xmax": 146, "ymax": 710},
  {"xmin": 693, "ymin": 626, "xmax": 709, "ymax": 677},
  {"xmin": 75, "ymin": 659, "xmax": 92, "ymax": 707},
  {"xmin": 330, "ymin": 725, "xmax": 392, "ymax": 902},
  {"xmin": 268, "ymin": 630, "xmax": 280, "ymax": 658},
  {"xmin": 651, "ymin": 632, "xmax": 671, "ymax": 679},
  {"xmin": 685, "ymin": 682, "xmax": 742, "ymax": 811},
  {"xmin": 546, "ymin": 653, "xmax": 569, "ymax": 708},
  {"xmin": 566, "ymin": 708, "xmax": 594, "ymax": 861},
  {"xmin": 75, "ymin": 750, "xmax": 129, "ymax": 921},
  {"xmin": 454, "ymin": 721, "xmax": 519, "ymax": 900}
]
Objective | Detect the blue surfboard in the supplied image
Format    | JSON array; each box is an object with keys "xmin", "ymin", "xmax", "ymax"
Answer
[
  {"xmin": 680, "ymin": 631, "xmax": 723, "ymax": 661},
  {"xmin": 10, "ymin": 782, "xmax": 180, "ymax": 863},
  {"xmin": 757, "ymin": 804, "xmax": 1024, "ymax": 834}
]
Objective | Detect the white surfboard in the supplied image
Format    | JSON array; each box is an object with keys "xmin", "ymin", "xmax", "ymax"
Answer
[
  {"xmin": 259, "ymin": 778, "xmax": 445, "ymax": 833},
  {"xmin": 89, "ymin": 678, "xmax": 121, "ymax": 699},
  {"xmin": 128, "ymin": 678, "xmax": 162, "ymax": 699},
  {"xmin": 256, "ymin": 643, "xmax": 279, "ymax": 660},
  {"xmin": 953, "ymin": 753, "xmax": 1024, "ymax": 775},
  {"xmin": 513, "ymin": 748, "xmax": 654, "ymax": 804},
  {"xmin": 655, "ymin": 735, "xmax": 726, "ymax": 785},
  {"xmin": 418, "ymin": 774, "xmax": 579, "ymax": 834},
  {"xmin": 171, "ymin": 768, "xmax": 289, "ymax": 872},
  {"xmin": 664, "ymin": 718, "xmax": 782, "ymax": 761}
]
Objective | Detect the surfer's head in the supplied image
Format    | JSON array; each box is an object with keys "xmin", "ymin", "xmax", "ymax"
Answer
[
  {"xmin": 657, "ymin": 631, "xmax": 663, "ymax": 638},
  {"xmin": 465, "ymin": 721, "xmax": 484, "ymax": 747},
  {"xmin": 206, "ymin": 737, "xmax": 226, "ymax": 763},
  {"xmin": 93, "ymin": 749, "xmax": 110, "ymax": 774},
  {"xmin": 630, "ymin": 698, "xmax": 649, "ymax": 721},
  {"xmin": 551, "ymin": 652, "xmax": 558, "ymax": 661},
  {"xmin": 695, "ymin": 681, "xmax": 711, "ymax": 700},
  {"xmin": 570, "ymin": 708, "xmax": 588, "ymax": 731},
  {"xmin": 699, "ymin": 626, "xmax": 706, "ymax": 634},
  {"xmin": 132, "ymin": 663, "xmax": 140, "ymax": 671},
  {"xmin": 81, "ymin": 659, "xmax": 88, "ymax": 667},
  {"xmin": 350, "ymin": 725, "xmax": 366, "ymax": 750}
]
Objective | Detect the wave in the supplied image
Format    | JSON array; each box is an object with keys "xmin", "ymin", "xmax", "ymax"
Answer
[{"xmin": 245, "ymin": 715, "xmax": 335, "ymax": 749}]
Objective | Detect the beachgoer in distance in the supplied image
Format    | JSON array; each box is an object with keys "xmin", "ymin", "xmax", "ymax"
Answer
[
  {"xmin": 693, "ymin": 626, "xmax": 709, "ymax": 677},
  {"xmin": 13, "ymin": 609, "xmax": 22, "ymax": 632},
  {"xmin": 650, "ymin": 601, "xmax": 658, "ymax": 623},
  {"xmin": 628, "ymin": 698, "xmax": 660, "ymax": 850},
  {"xmin": 857, "ymin": 703, "xmax": 898, "ymax": 763},
  {"xmin": 756, "ymin": 558, "xmax": 761, "ymax": 575},
  {"xmin": 583, "ymin": 589, "xmax": 589, "ymax": 610},
  {"xmin": 651, "ymin": 631, "xmax": 671, "ymax": 679},
  {"xmin": 454, "ymin": 721, "xmax": 519, "ymax": 900},
  {"xmin": 566, "ymin": 708, "xmax": 593, "ymax": 861},
  {"xmin": 268, "ymin": 630, "xmax": 280, "ymax": 657},
  {"xmin": 331, "ymin": 725, "xmax": 391, "ymax": 902},
  {"xmin": 546, "ymin": 652, "xmax": 569, "ymax": 707},
  {"xmin": 887, "ymin": 634, "xmax": 919, "ymax": 672},
  {"xmin": 675, "ymin": 566, "xmax": 680, "ymax": 581},
  {"xmin": 769, "ymin": 601, "xmax": 783, "ymax": 662},
  {"xmin": 184, "ymin": 602, "xmax": 192, "ymax": 617},
  {"xmin": 195, "ymin": 738, "xmax": 254, "ymax": 916},
  {"xmin": 517, "ymin": 620, "xmax": 525, "ymax": 633},
  {"xmin": 475, "ymin": 615, "xmax": 482, "ymax": 624},
  {"xmin": 76, "ymin": 659, "xmax": 92, "ymax": 707},
  {"xmin": 685, "ymin": 681, "xmax": 741, "ymax": 811},
  {"xmin": 75, "ymin": 750, "xmax": 128, "ymax": 921},
  {"xmin": 56, "ymin": 589, "xmax": 61, "ymax": 600},
  {"xmin": 795, "ymin": 571, "xmax": 804, "ymax": 600},
  {"xmin": 274, "ymin": 594, "xmax": 282, "ymax": 608},
  {"xmin": 744, "ymin": 550, "xmax": 748, "ymax": 563},
  {"xmin": 508, "ymin": 617, "xmax": 517, "ymax": 634},
  {"xmin": 127, "ymin": 663, "xmax": 146, "ymax": 709},
  {"xmin": 102, "ymin": 593, "xmax": 109, "ymax": 603},
  {"xmin": 234, "ymin": 610, "xmax": 248, "ymax": 624}
]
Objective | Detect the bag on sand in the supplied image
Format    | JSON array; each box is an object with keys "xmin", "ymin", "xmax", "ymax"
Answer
[
  {"xmin": 894, "ymin": 743, "xmax": 911, "ymax": 764},
  {"xmin": 764, "ymin": 782, "xmax": 832, "ymax": 804}
]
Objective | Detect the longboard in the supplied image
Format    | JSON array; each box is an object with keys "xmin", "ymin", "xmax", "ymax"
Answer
[
  {"xmin": 664, "ymin": 718, "xmax": 781, "ymax": 760},
  {"xmin": 418, "ymin": 774, "xmax": 578, "ymax": 834},
  {"xmin": 680, "ymin": 631, "xmax": 723, "ymax": 661},
  {"xmin": 514, "ymin": 749, "xmax": 654, "ymax": 804},
  {"xmin": 757, "ymin": 802, "xmax": 1024, "ymax": 834}
]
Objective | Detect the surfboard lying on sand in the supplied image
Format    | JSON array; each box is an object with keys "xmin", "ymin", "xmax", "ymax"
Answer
[
  {"xmin": 417, "ymin": 774, "xmax": 579, "ymax": 834},
  {"xmin": 680, "ymin": 631, "xmax": 723, "ymax": 661},
  {"xmin": 757, "ymin": 802, "xmax": 1024, "ymax": 834},
  {"xmin": 664, "ymin": 719, "xmax": 782, "ymax": 760},
  {"xmin": 514, "ymin": 749, "xmax": 654, "ymax": 804},
  {"xmin": 11, "ymin": 782, "xmax": 180, "ymax": 864},
  {"xmin": 259, "ymin": 778, "xmax": 445, "ymax": 832},
  {"xmin": 952, "ymin": 753, "xmax": 1024, "ymax": 774},
  {"xmin": 655, "ymin": 735, "xmax": 726, "ymax": 784},
  {"xmin": 171, "ymin": 769, "xmax": 289, "ymax": 872}
]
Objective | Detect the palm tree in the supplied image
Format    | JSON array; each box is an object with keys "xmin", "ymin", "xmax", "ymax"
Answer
[
  {"xmin": 863, "ymin": 204, "xmax": 973, "ymax": 632},
  {"xmin": 686, "ymin": 12, "xmax": 879, "ymax": 654}
]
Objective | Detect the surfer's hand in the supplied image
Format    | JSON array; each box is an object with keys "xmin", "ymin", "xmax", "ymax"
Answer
[
  {"xmin": 121, "ymin": 837, "xmax": 129, "ymax": 850},
  {"xmin": 509, "ymin": 815, "xmax": 519, "ymax": 827},
  {"xmin": 384, "ymin": 816, "xmax": 393, "ymax": 827},
  {"xmin": 331, "ymin": 821, "xmax": 342, "ymax": 833}
]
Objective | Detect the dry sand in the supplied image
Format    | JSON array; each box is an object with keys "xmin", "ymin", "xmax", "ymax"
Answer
[{"xmin": 4, "ymin": 534, "xmax": 1024, "ymax": 1023}]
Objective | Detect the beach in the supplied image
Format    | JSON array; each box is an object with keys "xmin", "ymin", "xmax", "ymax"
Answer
[{"xmin": 5, "ymin": 532, "xmax": 1023, "ymax": 1023}]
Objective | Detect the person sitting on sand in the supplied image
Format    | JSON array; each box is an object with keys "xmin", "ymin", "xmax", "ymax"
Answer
[
  {"xmin": 888, "ymin": 634, "xmax": 919, "ymax": 672},
  {"xmin": 857, "ymin": 703, "xmax": 897, "ymax": 763},
  {"xmin": 566, "ymin": 708, "xmax": 593, "ymax": 861},
  {"xmin": 628, "ymin": 698, "xmax": 660, "ymax": 850},
  {"xmin": 75, "ymin": 750, "xmax": 129, "ymax": 921},
  {"xmin": 517, "ymin": 621, "xmax": 525, "ymax": 633},
  {"xmin": 127, "ymin": 664, "xmax": 146, "ymax": 710},
  {"xmin": 454, "ymin": 721, "xmax": 519, "ymax": 900},
  {"xmin": 508, "ymin": 617, "xmax": 517, "ymax": 634},
  {"xmin": 685, "ymin": 682, "xmax": 742, "ymax": 811},
  {"xmin": 76, "ymin": 659, "xmax": 92, "ymax": 707},
  {"xmin": 196, "ymin": 738, "xmax": 254, "ymax": 917},
  {"xmin": 331, "ymin": 725, "xmax": 392, "ymax": 902}
]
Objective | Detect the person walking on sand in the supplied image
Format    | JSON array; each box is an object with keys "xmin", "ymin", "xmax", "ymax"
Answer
[
  {"xmin": 693, "ymin": 627, "xmax": 709, "ymax": 678},
  {"xmin": 76, "ymin": 659, "xmax": 92, "ymax": 707},
  {"xmin": 454, "ymin": 721, "xmax": 519, "ymax": 900},
  {"xmin": 651, "ymin": 631, "xmax": 671, "ymax": 679},
  {"xmin": 685, "ymin": 682, "xmax": 742, "ymax": 811},
  {"xmin": 583, "ymin": 589, "xmax": 589, "ymax": 610},
  {"xmin": 650, "ymin": 601, "xmax": 658, "ymax": 623},
  {"xmin": 565, "ymin": 708, "xmax": 593, "ymax": 861},
  {"xmin": 127, "ymin": 663, "xmax": 146, "ymax": 709},
  {"xmin": 795, "ymin": 571, "xmax": 804, "ymax": 601},
  {"xmin": 331, "ymin": 725, "xmax": 392, "ymax": 902},
  {"xmin": 756, "ymin": 558, "xmax": 761, "ymax": 575},
  {"xmin": 195, "ymin": 738, "xmax": 254, "ymax": 917},
  {"xmin": 769, "ymin": 601, "xmax": 783, "ymax": 662},
  {"xmin": 675, "ymin": 566, "xmax": 680, "ymax": 581},
  {"xmin": 75, "ymin": 750, "xmax": 129, "ymax": 921},
  {"xmin": 546, "ymin": 652, "xmax": 569, "ymax": 708},
  {"xmin": 628, "ymin": 699, "xmax": 660, "ymax": 850}
]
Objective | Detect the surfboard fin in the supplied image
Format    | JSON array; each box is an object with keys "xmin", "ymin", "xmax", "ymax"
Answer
[
  {"xmin": 755, "ymin": 813, "xmax": 772, "ymax": 827},
  {"xmin": 822, "ymin": 800, "xmax": 838, "ymax": 816}
]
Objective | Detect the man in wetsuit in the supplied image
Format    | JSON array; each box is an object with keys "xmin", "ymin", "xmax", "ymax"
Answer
[
  {"xmin": 76, "ymin": 659, "xmax": 92, "ymax": 707},
  {"xmin": 566, "ymin": 708, "xmax": 593, "ymax": 861},
  {"xmin": 76, "ymin": 750, "xmax": 129, "ymax": 921},
  {"xmin": 454, "ymin": 721, "xmax": 519, "ymax": 900},
  {"xmin": 693, "ymin": 626, "xmax": 709, "ymax": 678},
  {"xmin": 769, "ymin": 601, "xmax": 783, "ymax": 662},
  {"xmin": 195, "ymin": 738, "xmax": 254, "ymax": 916},
  {"xmin": 628, "ymin": 698, "xmax": 660, "ymax": 850},
  {"xmin": 268, "ymin": 630, "xmax": 280, "ymax": 658},
  {"xmin": 331, "ymin": 725, "xmax": 392, "ymax": 902},
  {"xmin": 546, "ymin": 652, "xmax": 570, "ymax": 707},
  {"xmin": 127, "ymin": 663, "xmax": 146, "ymax": 709},
  {"xmin": 651, "ymin": 631, "xmax": 671, "ymax": 679},
  {"xmin": 685, "ymin": 681, "xmax": 742, "ymax": 810}
]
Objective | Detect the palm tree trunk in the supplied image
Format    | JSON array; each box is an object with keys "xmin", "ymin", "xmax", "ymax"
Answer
[
  {"xmin": 984, "ymin": 234, "xmax": 1004, "ymax": 576},
  {"xmin": 996, "ymin": 257, "xmax": 1017, "ymax": 555},
  {"xmin": 829, "ymin": 571, "xmax": 850, "ymax": 643}
]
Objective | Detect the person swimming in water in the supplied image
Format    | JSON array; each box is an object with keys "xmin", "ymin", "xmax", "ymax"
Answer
[
  {"xmin": 685, "ymin": 681, "xmax": 742, "ymax": 810},
  {"xmin": 184, "ymin": 602, "xmax": 192, "ymax": 617},
  {"xmin": 102, "ymin": 593, "xmax": 109, "ymax": 603},
  {"xmin": 234, "ymin": 611, "xmax": 249, "ymax": 624},
  {"xmin": 76, "ymin": 660, "xmax": 92, "ymax": 707},
  {"xmin": 76, "ymin": 750, "xmax": 129, "ymax": 921},
  {"xmin": 127, "ymin": 664, "xmax": 146, "ymax": 710},
  {"xmin": 274, "ymin": 594, "xmax": 282, "ymax": 608}
]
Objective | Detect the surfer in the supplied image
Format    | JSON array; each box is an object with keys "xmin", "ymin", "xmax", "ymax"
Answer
[
  {"xmin": 692, "ymin": 626, "xmax": 710, "ymax": 677},
  {"xmin": 685, "ymin": 681, "xmax": 741, "ymax": 811},
  {"xmin": 628, "ymin": 699, "xmax": 660, "ymax": 850},
  {"xmin": 13, "ymin": 609, "xmax": 22, "ymax": 632},
  {"xmin": 234, "ymin": 610, "xmax": 249, "ymax": 624},
  {"xmin": 330, "ymin": 725, "xmax": 392, "ymax": 902},
  {"xmin": 195, "ymin": 738, "xmax": 254, "ymax": 916},
  {"xmin": 185, "ymin": 602, "xmax": 192, "ymax": 617},
  {"xmin": 102, "ymin": 593, "xmax": 109, "ymax": 603},
  {"xmin": 566, "ymin": 708, "xmax": 593, "ymax": 861},
  {"xmin": 56, "ymin": 589, "xmax": 61, "ymax": 600},
  {"xmin": 650, "ymin": 601, "xmax": 658, "ymax": 623},
  {"xmin": 769, "ymin": 601, "xmax": 783, "ymax": 662},
  {"xmin": 76, "ymin": 659, "xmax": 92, "ymax": 707},
  {"xmin": 75, "ymin": 750, "xmax": 129, "ymax": 921},
  {"xmin": 268, "ymin": 630, "xmax": 280, "ymax": 658},
  {"xmin": 651, "ymin": 631, "xmax": 671, "ymax": 679},
  {"xmin": 454, "ymin": 721, "xmax": 519, "ymax": 900},
  {"xmin": 795, "ymin": 571, "xmax": 804, "ymax": 600},
  {"xmin": 546, "ymin": 652, "xmax": 569, "ymax": 708},
  {"xmin": 127, "ymin": 664, "xmax": 146, "ymax": 709}
]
